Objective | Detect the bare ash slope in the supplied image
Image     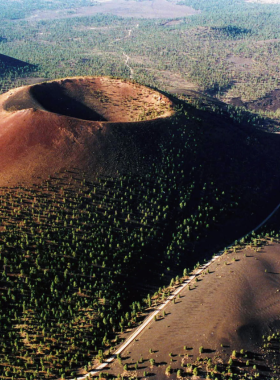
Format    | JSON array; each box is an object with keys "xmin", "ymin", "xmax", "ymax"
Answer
[
  {"xmin": 108, "ymin": 243, "xmax": 280, "ymax": 379},
  {"xmin": 0, "ymin": 76, "xmax": 174, "ymax": 186}
]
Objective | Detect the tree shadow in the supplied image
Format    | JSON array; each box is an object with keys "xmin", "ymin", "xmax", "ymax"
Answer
[
  {"xmin": 203, "ymin": 348, "xmax": 216, "ymax": 354},
  {"xmin": 144, "ymin": 372, "xmax": 156, "ymax": 377},
  {"xmin": 246, "ymin": 351, "xmax": 262, "ymax": 360}
]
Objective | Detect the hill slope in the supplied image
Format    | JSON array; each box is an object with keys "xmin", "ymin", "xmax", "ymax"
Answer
[
  {"xmin": 0, "ymin": 53, "xmax": 36, "ymax": 76},
  {"xmin": 107, "ymin": 242, "xmax": 280, "ymax": 379},
  {"xmin": 1, "ymin": 77, "xmax": 280, "ymax": 379}
]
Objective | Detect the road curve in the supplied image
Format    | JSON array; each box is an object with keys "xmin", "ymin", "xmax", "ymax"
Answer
[{"xmin": 66, "ymin": 201, "xmax": 280, "ymax": 380}]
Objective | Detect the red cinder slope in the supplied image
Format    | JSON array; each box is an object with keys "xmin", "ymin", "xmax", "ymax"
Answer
[{"xmin": 0, "ymin": 76, "xmax": 175, "ymax": 185}]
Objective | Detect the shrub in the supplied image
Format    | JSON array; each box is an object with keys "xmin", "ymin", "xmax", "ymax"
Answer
[
  {"xmin": 193, "ymin": 367, "xmax": 198, "ymax": 376},
  {"xmin": 165, "ymin": 365, "xmax": 171, "ymax": 375}
]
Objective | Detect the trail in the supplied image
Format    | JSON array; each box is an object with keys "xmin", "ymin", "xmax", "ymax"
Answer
[
  {"xmin": 122, "ymin": 52, "xmax": 134, "ymax": 79},
  {"xmin": 66, "ymin": 200, "xmax": 280, "ymax": 380},
  {"xmin": 110, "ymin": 24, "xmax": 138, "ymax": 79},
  {"xmin": 120, "ymin": 25, "xmax": 138, "ymax": 79}
]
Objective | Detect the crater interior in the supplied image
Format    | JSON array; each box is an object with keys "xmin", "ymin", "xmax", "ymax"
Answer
[{"xmin": 4, "ymin": 77, "xmax": 174, "ymax": 122}]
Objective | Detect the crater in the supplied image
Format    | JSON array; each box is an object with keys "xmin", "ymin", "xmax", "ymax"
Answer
[{"xmin": 3, "ymin": 76, "xmax": 174, "ymax": 122}]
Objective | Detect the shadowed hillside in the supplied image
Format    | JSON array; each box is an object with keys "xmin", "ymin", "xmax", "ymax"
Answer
[
  {"xmin": 0, "ymin": 53, "xmax": 36, "ymax": 75},
  {"xmin": 0, "ymin": 54, "xmax": 37, "ymax": 95}
]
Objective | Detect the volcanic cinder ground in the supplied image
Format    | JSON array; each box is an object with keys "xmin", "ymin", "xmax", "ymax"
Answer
[
  {"xmin": 0, "ymin": 76, "xmax": 175, "ymax": 186},
  {"xmin": 107, "ymin": 243, "xmax": 280, "ymax": 379}
]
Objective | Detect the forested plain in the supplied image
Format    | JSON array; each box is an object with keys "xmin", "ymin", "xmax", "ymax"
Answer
[
  {"xmin": 1, "ymin": 0, "xmax": 280, "ymax": 379},
  {"xmin": 1, "ymin": 0, "xmax": 280, "ymax": 117}
]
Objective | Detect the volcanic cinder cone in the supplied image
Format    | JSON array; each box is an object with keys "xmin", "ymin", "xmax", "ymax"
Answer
[{"xmin": 0, "ymin": 76, "xmax": 175, "ymax": 185}]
